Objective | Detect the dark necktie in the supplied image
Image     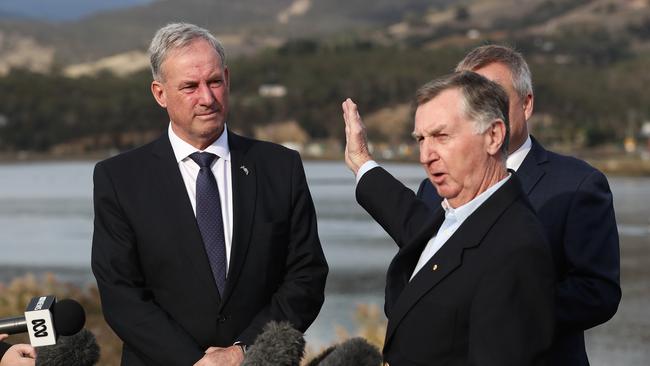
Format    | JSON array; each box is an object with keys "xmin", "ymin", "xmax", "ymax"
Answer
[{"xmin": 189, "ymin": 152, "xmax": 227, "ymax": 295}]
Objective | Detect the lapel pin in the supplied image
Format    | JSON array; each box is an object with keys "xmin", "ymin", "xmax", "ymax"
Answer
[
  {"xmin": 240, "ymin": 165, "xmax": 249, "ymax": 176},
  {"xmin": 432, "ymin": 264, "xmax": 438, "ymax": 271}
]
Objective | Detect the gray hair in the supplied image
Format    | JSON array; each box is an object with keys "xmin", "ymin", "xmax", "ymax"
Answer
[
  {"xmin": 455, "ymin": 44, "xmax": 532, "ymax": 100},
  {"xmin": 148, "ymin": 22, "xmax": 226, "ymax": 81},
  {"xmin": 415, "ymin": 71, "xmax": 510, "ymax": 156}
]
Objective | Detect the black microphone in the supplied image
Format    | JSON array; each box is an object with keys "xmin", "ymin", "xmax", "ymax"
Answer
[
  {"xmin": 307, "ymin": 337, "xmax": 382, "ymax": 366},
  {"xmin": 0, "ymin": 297, "xmax": 85, "ymax": 347},
  {"xmin": 241, "ymin": 321, "xmax": 305, "ymax": 366},
  {"xmin": 36, "ymin": 328, "xmax": 100, "ymax": 366}
]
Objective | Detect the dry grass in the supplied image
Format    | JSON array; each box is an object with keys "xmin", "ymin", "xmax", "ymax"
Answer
[{"xmin": 1, "ymin": 274, "xmax": 386, "ymax": 365}]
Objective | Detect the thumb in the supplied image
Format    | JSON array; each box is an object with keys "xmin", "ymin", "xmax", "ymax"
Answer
[{"xmin": 14, "ymin": 344, "xmax": 36, "ymax": 359}]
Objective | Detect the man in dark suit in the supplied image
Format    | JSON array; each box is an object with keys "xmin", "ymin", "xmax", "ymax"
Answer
[
  {"xmin": 1, "ymin": 335, "xmax": 35, "ymax": 366},
  {"xmin": 342, "ymin": 72, "xmax": 555, "ymax": 365},
  {"xmin": 417, "ymin": 45, "xmax": 621, "ymax": 366},
  {"xmin": 91, "ymin": 23, "xmax": 327, "ymax": 366}
]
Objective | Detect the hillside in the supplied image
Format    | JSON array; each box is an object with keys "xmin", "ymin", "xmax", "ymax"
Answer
[
  {"xmin": 1, "ymin": 0, "xmax": 648, "ymax": 77},
  {"xmin": 0, "ymin": 0, "xmax": 442, "ymax": 70}
]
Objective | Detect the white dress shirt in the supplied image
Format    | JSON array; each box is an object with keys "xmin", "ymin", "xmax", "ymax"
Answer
[
  {"xmin": 409, "ymin": 174, "xmax": 510, "ymax": 280},
  {"xmin": 168, "ymin": 123, "xmax": 234, "ymax": 271},
  {"xmin": 355, "ymin": 160, "xmax": 511, "ymax": 279},
  {"xmin": 506, "ymin": 135, "xmax": 532, "ymax": 171}
]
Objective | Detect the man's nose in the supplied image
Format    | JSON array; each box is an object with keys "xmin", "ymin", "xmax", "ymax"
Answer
[
  {"xmin": 419, "ymin": 140, "xmax": 438, "ymax": 164},
  {"xmin": 197, "ymin": 82, "xmax": 215, "ymax": 106}
]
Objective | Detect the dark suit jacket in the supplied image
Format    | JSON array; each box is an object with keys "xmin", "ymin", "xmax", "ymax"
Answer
[
  {"xmin": 417, "ymin": 136, "xmax": 621, "ymax": 366},
  {"xmin": 0, "ymin": 342, "xmax": 10, "ymax": 359},
  {"xmin": 91, "ymin": 130, "xmax": 328, "ymax": 365},
  {"xmin": 357, "ymin": 167, "xmax": 555, "ymax": 366}
]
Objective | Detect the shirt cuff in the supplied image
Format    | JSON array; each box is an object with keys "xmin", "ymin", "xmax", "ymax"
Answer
[{"xmin": 356, "ymin": 160, "xmax": 379, "ymax": 184}]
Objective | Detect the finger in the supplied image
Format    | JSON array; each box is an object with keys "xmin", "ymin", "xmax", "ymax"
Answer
[
  {"xmin": 342, "ymin": 98, "xmax": 357, "ymax": 124},
  {"xmin": 0, "ymin": 334, "xmax": 8, "ymax": 341},
  {"xmin": 14, "ymin": 344, "xmax": 36, "ymax": 358},
  {"xmin": 205, "ymin": 346, "xmax": 223, "ymax": 354}
]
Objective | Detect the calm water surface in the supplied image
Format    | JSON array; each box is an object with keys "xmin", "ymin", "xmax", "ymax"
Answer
[{"xmin": 0, "ymin": 161, "xmax": 648, "ymax": 364}]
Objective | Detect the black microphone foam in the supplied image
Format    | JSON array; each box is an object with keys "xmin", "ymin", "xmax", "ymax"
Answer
[
  {"xmin": 242, "ymin": 321, "xmax": 305, "ymax": 366},
  {"xmin": 312, "ymin": 337, "xmax": 382, "ymax": 366},
  {"xmin": 36, "ymin": 328, "xmax": 100, "ymax": 366},
  {"xmin": 52, "ymin": 299, "xmax": 85, "ymax": 336}
]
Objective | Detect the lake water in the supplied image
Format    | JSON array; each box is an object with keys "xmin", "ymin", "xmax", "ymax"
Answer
[{"xmin": 1, "ymin": 160, "xmax": 649, "ymax": 364}]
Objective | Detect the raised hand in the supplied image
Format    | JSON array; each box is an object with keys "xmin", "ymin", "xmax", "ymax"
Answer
[{"xmin": 341, "ymin": 98, "xmax": 372, "ymax": 174}]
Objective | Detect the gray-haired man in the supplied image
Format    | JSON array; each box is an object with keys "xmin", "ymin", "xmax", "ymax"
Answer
[
  {"xmin": 92, "ymin": 23, "xmax": 327, "ymax": 366},
  {"xmin": 343, "ymin": 72, "xmax": 555, "ymax": 365}
]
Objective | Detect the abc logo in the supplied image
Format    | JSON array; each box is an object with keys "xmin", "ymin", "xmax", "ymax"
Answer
[{"xmin": 31, "ymin": 319, "xmax": 49, "ymax": 337}]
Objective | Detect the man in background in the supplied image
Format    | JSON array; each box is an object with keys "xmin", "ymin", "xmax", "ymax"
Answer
[
  {"xmin": 343, "ymin": 72, "xmax": 554, "ymax": 365},
  {"xmin": 92, "ymin": 23, "xmax": 327, "ymax": 366},
  {"xmin": 417, "ymin": 45, "xmax": 621, "ymax": 365}
]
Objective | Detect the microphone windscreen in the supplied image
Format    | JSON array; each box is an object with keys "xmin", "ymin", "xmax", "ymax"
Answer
[
  {"xmin": 316, "ymin": 337, "xmax": 382, "ymax": 366},
  {"xmin": 242, "ymin": 321, "xmax": 305, "ymax": 366},
  {"xmin": 304, "ymin": 345, "xmax": 335, "ymax": 366},
  {"xmin": 52, "ymin": 299, "xmax": 85, "ymax": 336},
  {"xmin": 36, "ymin": 328, "xmax": 100, "ymax": 366}
]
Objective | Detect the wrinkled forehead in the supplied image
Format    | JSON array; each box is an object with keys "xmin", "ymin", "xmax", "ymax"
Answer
[{"xmin": 159, "ymin": 40, "xmax": 224, "ymax": 80}]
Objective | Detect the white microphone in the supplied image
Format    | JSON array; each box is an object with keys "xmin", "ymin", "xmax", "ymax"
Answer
[{"xmin": 0, "ymin": 296, "xmax": 85, "ymax": 347}]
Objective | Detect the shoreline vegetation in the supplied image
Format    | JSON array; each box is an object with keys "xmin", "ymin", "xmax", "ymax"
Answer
[
  {"xmin": 2, "ymin": 150, "xmax": 650, "ymax": 176},
  {"xmin": 0, "ymin": 273, "xmax": 385, "ymax": 365}
]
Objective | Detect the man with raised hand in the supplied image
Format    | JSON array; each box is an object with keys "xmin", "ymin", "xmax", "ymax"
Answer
[
  {"xmin": 342, "ymin": 71, "xmax": 554, "ymax": 365},
  {"xmin": 417, "ymin": 45, "xmax": 621, "ymax": 366}
]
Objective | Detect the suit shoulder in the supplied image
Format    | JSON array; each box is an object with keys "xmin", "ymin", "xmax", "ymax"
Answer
[
  {"xmin": 238, "ymin": 135, "xmax": 298, "ymax": 156},
  {"xmin": 499, "ymin": 197, "xmax": 549, "ymax": 249},
  {"xmin": 94, "ymin": 139, "xmax": 159, "ymax": 174},
  {"xmin": 233, "ymin": 134, "xmax": 301, "ymax": 168},
  {"xmin": 545, "ymin": 149, "xmax": 603, "ymax": 178}
]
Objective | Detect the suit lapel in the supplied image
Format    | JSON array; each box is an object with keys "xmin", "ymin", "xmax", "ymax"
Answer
[
  {"xmin": 516, "ymin": 136, "xmax": 547, "ymax": 195},
  {"xmin": 385, "ymin": 208, "xmax": 445, "ymax": 315},
  {"xmin": 384, "ymin": 176, "xmax": 523, "ymax": 348},
  {"xmin": 149, "ymin": 134, "xmax": 221, "ymax": 304},
  {"xmin": 219, "ymin": 131, "xmax": 257, "ymax": 308}
]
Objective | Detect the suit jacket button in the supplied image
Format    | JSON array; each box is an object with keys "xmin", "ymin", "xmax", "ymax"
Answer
[{"xmin": 432, "ymin": 264, "xmax": 438, "ymax": 271}]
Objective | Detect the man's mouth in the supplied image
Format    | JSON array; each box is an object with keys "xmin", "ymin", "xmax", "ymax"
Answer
[{"xmin": 430, "ymin": 172, "xmax": 446, "ymax": 183}]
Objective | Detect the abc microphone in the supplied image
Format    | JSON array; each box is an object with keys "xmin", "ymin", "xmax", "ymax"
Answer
[{"xmin": 0, "ymin": 297, "xmax": 86, "ymax": 347}]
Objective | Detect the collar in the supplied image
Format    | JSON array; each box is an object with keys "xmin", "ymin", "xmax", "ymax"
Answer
[
  {"xmin": 168, "ymin": 122, "xmax": 231, "ymax": 163},
  {"xmin": 441, "ymin": 173, "xmax": 512, "ymax": 222},
  {"xmin": 506, "ymin": 134, "xmax": 532, "ymax": 171}
]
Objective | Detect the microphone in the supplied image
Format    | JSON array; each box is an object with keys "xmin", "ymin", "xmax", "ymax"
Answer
[
  {"xmin": 36, "ymin": 328, "xmax": 100, "ymax": 366},
  {"xmin": 0, "ymin": 297, "xmax": 86, "ymax": 347},
  {"xmin": 242, "ymin": 321, "xmax": 305, "ymax": 366},
  {"xmin": 306, "ymin": 337, "xmax": 382, "ymax": 366}
]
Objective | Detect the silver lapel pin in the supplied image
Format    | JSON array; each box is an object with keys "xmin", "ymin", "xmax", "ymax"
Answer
[{"xmin": 240, "ymin": 165, "xmax": 249, "ymax": 176}]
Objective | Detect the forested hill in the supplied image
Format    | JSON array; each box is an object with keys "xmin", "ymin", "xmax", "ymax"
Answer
[{"xmin": 0, "ymin": 0, "xmax": 649, "ymax": 155}]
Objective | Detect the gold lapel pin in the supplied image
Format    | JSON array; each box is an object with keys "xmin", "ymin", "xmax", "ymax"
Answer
[{"xmin": 432, "ymin": 264, "xmax": 438, "ymax": 271}]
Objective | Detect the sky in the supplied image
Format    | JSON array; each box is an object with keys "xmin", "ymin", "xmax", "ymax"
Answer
[{"xmin": 0, "ymin": 0, "xmax": 155, "ymax": 21}]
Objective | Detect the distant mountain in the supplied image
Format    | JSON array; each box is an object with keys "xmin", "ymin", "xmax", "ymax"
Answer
[
  {"xmin": 0, "ymin": 0, "xmax": 155, "ymax": 22},
  {"xmin": 0, "ymin": 0, "xmax": 649, "ymax": 76},
  {"xmin": 0, "ymin": 0, "xmax": 444, "ymax": 65}
]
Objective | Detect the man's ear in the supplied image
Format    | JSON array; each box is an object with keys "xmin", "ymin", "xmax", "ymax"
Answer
[
  {"xmin": 523, "ymin": 93, "xmax": 534, "ymax": 121},
  {"xmin": 485, "ymin": 119, "xmax": 507, "ymax": 156},
  {"xmin": 151, "ymin": 80, "xmax": 167, "ymax": 108}
]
